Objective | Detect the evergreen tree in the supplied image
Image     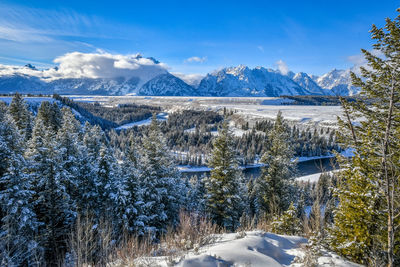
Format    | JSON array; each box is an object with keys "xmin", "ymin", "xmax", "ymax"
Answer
[
  {"xmin": 186, "ymin": 175, "xmax": 206, "ymax": 214},
  {"xmin": 75, "ymin": 122, "xmax": 109, "ymax": 216},
  {"xmin": 247, "ymin": 178, "xmax": 258, "ymax": 219},
  {"xmin": 7, "ymin": 93, "xmax": 32, "ymax": 140},
  {"xmin": 0, "ymin": 114, "xmax": 39, "ymax": 265},
  {"xmin": 56, "ymin": 107, "xmax": 81, "ymax": 206},
  {"xmin": 95, "ymin": 145, "xmax": 128, "ymax": 227},
  {"xmin": 256, "ymin": 111, "xmax": 296, "ymax": 216},
  {"xmin": 138, "ymin": 115, "xmax": 185, "ymax": 237},
  {"xmin": 0, "ymin": 101, "xmax": 7, "ymax": 121},
  {"xmin": 25, "ymin": 103, "xmax": 74, "ymax": 265},
  {"xmin": 271, "ymin": 202, "xmax": 302, "ymax": 235},
  {"xmin": 35, "ymin": 101, "xmax": 62, "ymax": 133},
  {"xmin": 331, "ymin": 10, "xmax": 400, "ymax": 266},
  {"xmin": 121, "ymin": 136, "xmax": 144, "ymax": 234},
  {"xmin": 204, "ymin": 120, "xmax": 246, "ymax": 231}
]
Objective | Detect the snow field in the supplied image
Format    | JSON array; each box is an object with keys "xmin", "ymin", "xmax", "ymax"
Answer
[{"xmin": 132, "ymin": 231, "xmax": 362, "ymax": 267}]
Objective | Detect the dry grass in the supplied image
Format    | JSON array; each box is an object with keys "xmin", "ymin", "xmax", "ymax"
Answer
[
  {"xmin": 66, "ymin": 210, "xmax": 221, "ymax": 266},
  {"xmin": 161, "ymin": 210, "xmax": 220, "ymax": 252}
]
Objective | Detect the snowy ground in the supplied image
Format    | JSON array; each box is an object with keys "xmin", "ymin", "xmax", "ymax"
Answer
[
  {"xmin": 0, "ymin": 96, "xmax": 54, "ymax": 104},
  {"xmin": 115, "ymin": 112, "xmax": 168, "ymax": 130},
  {"xmin": 1, "ymin": 95, "xmax": 347, "ymax": 127},
  {"xmin": 132, "ymin": 231, "xmax": 362, "ymax": 267},
  {"xmin": 295, "ymin": 169, "xmax": 342, "ymax": 183},
  {"xmin": 67, "ymin": 96, "xmax": 344, "ymax": 127}
]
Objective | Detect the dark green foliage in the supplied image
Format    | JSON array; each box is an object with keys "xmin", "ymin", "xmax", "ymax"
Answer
[
  {"xmin": 138, "ymin": 115, "xmax": 186, "ymax": 237},
  {"xmin": 255, "ymin": 111, "xmax": 296, "ymax": 216},
  {"xmin": 271, "ymin": 203, "xmax": 302, "ymax": 235},
  {"xmin": 25, "ymin": 104, "xmax": 74, "ymax": 264},
  {"xmin": 330, "ymin": 10, "xmax": 400, "ymax": 266},
  {"xmin": 7, "ymin": 93, "xmax": 32, "ymax": 140},
  {"xmin": 204, "ymin": 121, "xmax": 246, "ymax": 231},
  {"xmin": 280, "ymin": 95, "xmax": 361, "ymax": 106}
]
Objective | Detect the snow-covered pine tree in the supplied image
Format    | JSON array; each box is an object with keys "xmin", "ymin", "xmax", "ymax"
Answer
[
  {"xmin": 246, "ymin": 178, "xmax": 258, "ymax": 219},
  {"xmin": 271, "ymin": 202, "xmax": 302, "ymax": 236},
  {"xmin": 255, "ymin": 111, "xmax": 296, "ymax": 217},
  {"xmin": 0, "ymin": 101, "xmax": 7, "ymax": 121},
  {"xmin": 7, "ymin": 93, "xmax": 32, "ymax": 141},
  {"xmin": 95, "ymin": 144, "xmax": 128, "ymax": 229},
  {"xmin": 76, "ymin": 123, "xmax": 106, "ymax": 213},
  {"xmin": 121, "ymin": 134, "xmax": 144, "ymax": 234},
  {"xmin": 204, "ymin": 120, "xmax": 246, "ymax": 231},
  {"xmin": 56, "ymin": 107, "xmax": 81, "ymax": 207},
  {"xmin": 138, "ymin": 114, "xmax": 185, "ymax": 237},
  {"xmin": 331, "ymin": 10, "xmax": 400, "ymax": 266},
  {"xmin": 186, "ymin": 174, "xmax": 206, "ymax": 214},
  {"xmin": 0, "ymin": 112, "xmax": 39, "ymax": 265},
  {"xmin": 25, "ymin": 102, "xmax": 74, "ymax": 265}
]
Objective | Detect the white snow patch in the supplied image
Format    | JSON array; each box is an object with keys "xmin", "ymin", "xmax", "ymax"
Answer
[
  {"xmin": 296, "ymin": 169, "xmax": 342, "ymax": 183},
  {"xmin": 133, "ymin": 231, "xmax": 362, "ymax": 267},
  {"xmin": 138, "ymin": 231, "xmax": 307, "ymax": 267},
  {"xmin": 115, "ymin": 112, "xmax": 168, "ymax": 130},
  {"xmin": 178, "ymin": 165, "xmax": 211, "ymax": 173}
]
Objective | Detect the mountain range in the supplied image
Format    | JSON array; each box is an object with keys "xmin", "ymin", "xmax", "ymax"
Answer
[{"xmin": 0, "ymin": 59, "xmax": 359, "ymax": 97}]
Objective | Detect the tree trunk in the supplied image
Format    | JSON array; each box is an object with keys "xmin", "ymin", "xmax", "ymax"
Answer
[{"xmin": 382, "ymin": 73, "xmax": 395, "ymax": 267}]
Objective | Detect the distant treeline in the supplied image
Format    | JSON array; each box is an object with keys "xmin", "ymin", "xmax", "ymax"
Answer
[
  {"xmin": 280, "ymin": 95, "xmax": 359, "ymax": 105},
  {"xmin": 53, "ymin": 94, "xmax": 160, "ymax": 129},
  {"xmin": 0, "ymin": 93, "xmax": 53, "ymax": 97}
]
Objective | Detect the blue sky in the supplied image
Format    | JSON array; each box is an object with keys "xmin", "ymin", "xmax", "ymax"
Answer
[{"xmin": 0, "ymin": 0, "xmax": 398, "ymax": 76}]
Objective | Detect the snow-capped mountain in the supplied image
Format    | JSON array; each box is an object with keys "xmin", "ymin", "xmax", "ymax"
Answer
[
  {"xmin": 138, "ymin": 73, "xmax": 196, "ymax": 96},
  {"xmin": 0, "ymin": 53, "xmax": 170, "ymax": 95},
  {"xmin": 196, "ymin": 65, "xmax": 311, "ymax": 96},
  {"xmin": 292, "ymin": 72, "xmax": 333, "ymax": 95},
  {"xmin": 314, "ymin": 69, "xmax": 359, "ymax": 96},
  {"xmin": 0, "ymin": 74, "xmax": 143, "ymax": 95},
  {"xmin": 0, "ymin": 55, "xmax": 359, "ymax": 96}
]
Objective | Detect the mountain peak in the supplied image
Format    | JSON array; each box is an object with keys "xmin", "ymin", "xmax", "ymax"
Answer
[{"xmin": 24, "ymin": 64, "xmax": 37, "ymax": 70}]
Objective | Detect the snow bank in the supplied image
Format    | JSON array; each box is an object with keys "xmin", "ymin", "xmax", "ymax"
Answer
[
  {"xmin": 177, "ymin": 231, "xmax": 306, "ymax": 267},
  {"xmin": 134, "ymin": 231, "xmax": 362, "ymax": 267},
  {"xmin": 135, "ymin": 231, "xmax": 306, "ymax": 267},
  {"xmin": 295, "ymin": 147, "xmax": 355, "ymax": 163},
  {"xmin": 296, "ymin": 169, "xmax": 342, "ymax": 183},
  {"xmin": 296, "ymin": 173, "xmax": 323, "ymax": 183},
  {"xmin": 115, "ymin": 112, "xmax": 168, "ymax": 130}
]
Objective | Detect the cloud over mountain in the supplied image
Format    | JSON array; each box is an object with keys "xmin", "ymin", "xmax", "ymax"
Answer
[
  {"xmin": 49, "ymin": 52, "xmax": 168, "ymax": 80},
  {"xmin": 0, "ymin": 51, "xmax": 168, "ymax": 82}
]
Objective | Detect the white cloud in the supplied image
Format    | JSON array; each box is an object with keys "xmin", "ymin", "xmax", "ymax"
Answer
[
  {"xmin": 276, "ymin": 59, "xmax": 289, "ymax": 75},
  {"xmin": 347, "ymin": 49, "xmax": 384, "ymax": 75},
  {"xmin": 185, "ymin": 56, "xmax": 207, "ymax": 63},
  {"xmin": 172, "ymin": 72, "xmax": 204, "ymax": 87},
  {"xmin": 0, "ymin": 52, "xmax": 168, "ymax": 86},
  {"xmin": 257, "ymin": 45, "xmax": 264, "ymax": 53},
  {"xmin": 50, "ymin": 52, "xmax": 167, "ymax": 80}
]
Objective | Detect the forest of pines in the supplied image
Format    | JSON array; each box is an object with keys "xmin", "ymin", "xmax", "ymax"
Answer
[{"xmin": 1, "ymin": 9, "xmax": 400, "ymax": 267}]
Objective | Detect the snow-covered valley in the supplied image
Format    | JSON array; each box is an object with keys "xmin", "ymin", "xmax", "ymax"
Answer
[{"xmin": 69, "ymin": 95, "xmax": 344, "ymax": 127}]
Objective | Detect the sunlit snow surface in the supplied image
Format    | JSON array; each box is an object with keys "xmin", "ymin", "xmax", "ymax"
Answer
[
  {"xmin": 115, "ymin": 112, "xmax": 168, "ymax": 129},
  {"xmin": 68, "ymin": 96, "xmax": 344, "ymax": 127},
  {"xmin": 130, "ymin": 231, "xmax": 363, "ymax": 267}
]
